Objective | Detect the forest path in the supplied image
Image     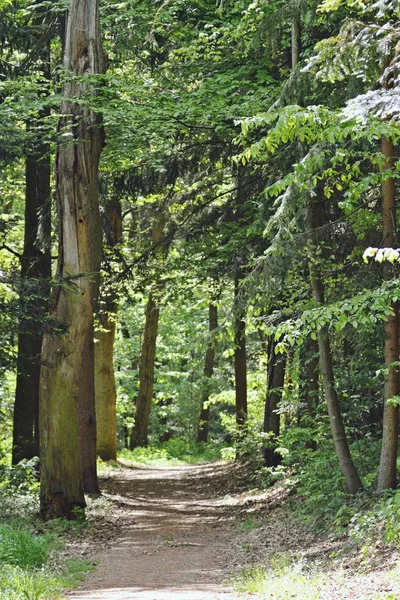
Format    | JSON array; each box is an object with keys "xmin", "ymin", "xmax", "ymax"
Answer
[{"xmin": 68, "ymin": 462, "xmax": 250, "ymax": 600}]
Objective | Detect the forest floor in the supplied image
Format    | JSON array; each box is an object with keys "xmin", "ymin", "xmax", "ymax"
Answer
[{"xmin": 66, "ymin": 461, "xmax": 400, "ymax": 600}]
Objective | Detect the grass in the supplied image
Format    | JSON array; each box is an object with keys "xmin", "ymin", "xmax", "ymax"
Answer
[
  {"xmin": 232, "ymin": 556, "xmax": 322, "ymax": 600},
  {"xmin": 0, "ymin": 558, "xmax": 95, "ymax": 600},
  {"xmin": 0, "ymin": 489, "xmax": 95, "ymax": 600},
  {"xmin": 232, "ymin": 553, "xmax": 323, "ymax": 600},
  {"xmin": 0, "ymin": 524, "xmax": 57, "ymax": 568},
  {"xmin": 237, "ymin": 517, "xmax": 266, "ymax": 532},
  {"xmin": 118, "ymin": 440, "xmax": 225, "ymax": 466}
]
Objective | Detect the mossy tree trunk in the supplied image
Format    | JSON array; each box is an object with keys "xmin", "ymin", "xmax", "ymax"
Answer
[
  {"xmin": 39, "ymin": 0, "xmax": 105, "ymax": 519},
  {"xmin": 95, "ymin": 198, "xmax": 122, "ymax": 461},
  {"xmin": 377, "ymin": 136, "xmax": 399, "ymax": 492}
]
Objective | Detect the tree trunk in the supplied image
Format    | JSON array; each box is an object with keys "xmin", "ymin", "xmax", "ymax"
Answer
[
  {"xmin": 309, "ymin": 200, "xmax": 362, "ymax": 495},
  {"xmin": 263, "ymin": 338, "xmax": 286, "ymax": 467},
  {"xmin": 129, "ymin": 211, "xmax": 168, "ymax": 450},
  {"xmin": 378, "ymin": 136, "xmax": 399, "ymax": 492},
  {"xmin": 130, "ymin": 293, "xmax": 160, "ymax": 448},
  {"xmin": 298, "ymin": 338, "xmax": 319, "ymax": 420},
  {"xmin": 12, "ymin": 9, "xmax": 52, "ymax": 465},
  {"xmin": 291, "ymin": 8, "xmax": 301, "ymax": 69},
  {"xmin": 234, "ymin": 270, "xmax": 247, "ymax": 429},
  {"xmin": 197, "ymin": 302, "xmax": 218, "ymax": 443},
  {"xmin": 12, "ymin": 153, "xmax": 51, "ymax": 464},
  {"xmin": 95, "ymin": 315, "xmax": 117, "ymax": 461},
  {"xmin": 95, "ymin": 198, "xmax": 122, "ymax": 461},
  {"xmin": 39, "ymin": 0, "xmax": 105, "ymax": 518}
]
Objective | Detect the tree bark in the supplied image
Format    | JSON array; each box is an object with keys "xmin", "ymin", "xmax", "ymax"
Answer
[
  {"xmin": 234, "ymin": 270, "xmax": 247, "ymax": 429},
  {"xmin": 39, "ymin": 0, "xmax": 105, "ymax": 518},
  {"xmin": 12, "ymin": 8, "xmax": 52, "ymax": 465},
  {"xmin": 12, "ymin": 152, "xmax": 51, "ymax": 464},
  {"xmin": 377, "ymin": 136, "xmax": 399, "ymax": 492},
  {"xmin": 263, "ymin": 338, "xmax": 286, "ymax": 467},
  {"xmin": 129, "ymin": 211, "xmax": 168, "ymax": 450},
  {"xmin": 291, "ymin": 8, "xmax": 301, "ymax": 69},
  {"xmin": 130, "ymin": 292, "xmax": 160, "ymax": 448},
  {"xmin": 197, "ymin": 302, "xmax": 218, "ymax": 443},
  {"xmin": 309, "ymin": 200, "xmax": 362, "ymax": 495},
  {"xmin": 95, "ymin": 198, "xmax": 122, "ymax": 461}
]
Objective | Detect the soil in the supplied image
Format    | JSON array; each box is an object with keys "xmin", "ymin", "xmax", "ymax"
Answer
[
  {"xmin": 66, "ymin": 461, "xmax": 400, "ymax": 600},
  {"xmin": 68, "ymin": 462, "xmax": 251, "ymax": 600}
]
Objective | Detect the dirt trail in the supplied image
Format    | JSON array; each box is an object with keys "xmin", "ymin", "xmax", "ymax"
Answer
[{"xmin": 69, "ymin": 463, "xmax": 248, "ymax": 600}]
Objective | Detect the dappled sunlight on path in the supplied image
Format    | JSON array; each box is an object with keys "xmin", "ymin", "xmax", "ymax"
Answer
[{"xmin": 68, "ymin": 464, "xmax": 246, "ymax": 600}]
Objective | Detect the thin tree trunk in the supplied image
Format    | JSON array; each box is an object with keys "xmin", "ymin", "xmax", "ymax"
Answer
[
  {"xmin": 130, "ymin": 293, "xmax": 160, "ymax": 448},
  {"xmin": 305, "ymin": 338, "xmax": 319, "ymax": 415},
  {"xmin": 95, "ymin": 198, "xmax": 122, "ymax": 461},
  {"xmin": 378, "ymin": 136, "xmax": 399, "ymax": 492},
  {"xmin": 13, "ymin": 153, "xmax": 51, "ymax": 464},
  {"xmin": 129, "ymin": 211, "xmax": 167, "ymax": 449},
  {"xmin": 234, "ymin": 270, "xmax": 247, "ymax": 429},
  {"xmin": 291, "ymin": 8, "xmax": 301, "ymax": 69},
  {"xmin": 263, "ymin": 338, "xmax": 286, "ymax": 467},
  {"xmin": 39, "ymin": 0, "xmax": 105, "ymax": 518},
  {"xmin": 309, "ymin": 201, "xmax": 362, "ymax": 495},
  {"xmin": 197, "ymin": 302, "xmax": 218, "ymax": 443}
]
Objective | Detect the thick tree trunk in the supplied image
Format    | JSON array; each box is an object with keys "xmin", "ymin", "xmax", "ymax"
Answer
[
  {"xmin": 130, "ymin": 293, "xmax": 160, "ymax": 449},
  {"xmin": 263, "ymin": 339, "xmax": 286, "ymax": 467},
  {"xmin": 378, "ymin": 136, "xmax": 399, "ymax": 492},
  {"xmin": 234, "ymin": 270, "xmax": 247, "ymax": 429},
  {"xmin": 12, "ymin": 153, "xmax": 51, "ymax": 464},
  {"xmin": 95, "ymin": 198, "xmax": 122, "ymax": 461},
  {"xmin": 39, "ymin": 0, "xmax": 105, "ymax": 518},
  {"xmin": 197, "ymin": 303, "xmax": 218, "ymax": 443},
  {"xmin": 95, "ymin": 316, "xmax": 117, "ymax": 461},
  {"xmin": 309, "ymin": 201, "xmax": 362, "ymax": 495}
]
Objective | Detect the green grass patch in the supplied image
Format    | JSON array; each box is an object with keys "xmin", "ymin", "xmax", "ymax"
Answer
[
  {"xmin": 237, "ymin": 517, "xmax": 265, "ymax": 532},
  {"xmin": 119, "ymin": 440, "xmax": 225, "ymax": 465},
  {"xmin": 0, "ymin": 506, "xmax": 95, "ymax": 599},
  {"xmin": 232, "ymin": 556, "xmax": 322, "ymax": 600},
  {"xmin": 0, "ymin": 558, "xmax": 95, "ymax": 600},
  {"xmin": 0, "ymin": 524, "xmax": 57, "ymax": 569}
]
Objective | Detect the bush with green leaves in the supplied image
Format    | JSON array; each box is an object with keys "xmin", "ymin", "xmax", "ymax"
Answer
[{"xmin": 350, "ymin": 490, "xmax": 400, "ymax": 554}]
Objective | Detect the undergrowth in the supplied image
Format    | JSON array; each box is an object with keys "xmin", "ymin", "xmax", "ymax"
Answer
[
  {"xmin": 0, "ymin": 458, "xmax": 95, "ymax": 600},
  {"xmin": 232, "ymin": 555, "xmax": 321, "ymax": 600},
  {"xmin": 119, "ymin": 439, "xmax": 224, "ymax": 465}
]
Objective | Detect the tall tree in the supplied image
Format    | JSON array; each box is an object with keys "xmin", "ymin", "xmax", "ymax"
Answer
[
  {"xmin": 309, "ymin": 197, "xmax": 363, "ymax": 495},
  {"xmin": 11, "ymin": 3, "xmax": 52, "ymax": 465},
  {"xmin": 39, "ymin": 0, "xmax": 105, "ymax": 518},
  {"xmin": 12, "ymin": 150, "xmax": 51, "ymax": 464},
  {"xmin": 197, "ymin": 301, "xmax": 218, "ymax": 443},
  {"xmin": 95, "ymin": 196, "xmax": 122, "ymax": 461},
  {"xmin": 234, "ymin": 268, "xmax": 247, "ymax": 430},
  {"xmin": 130, "ymin": 210, "xmax": 168, "ymax": 449},
  {"xmin": 377, "ymin": 136, "xmax": 399, "ymax": 492},
  {"xmin": 263, "ymin": 337, "xmax": 286, "ymax": 467}
]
